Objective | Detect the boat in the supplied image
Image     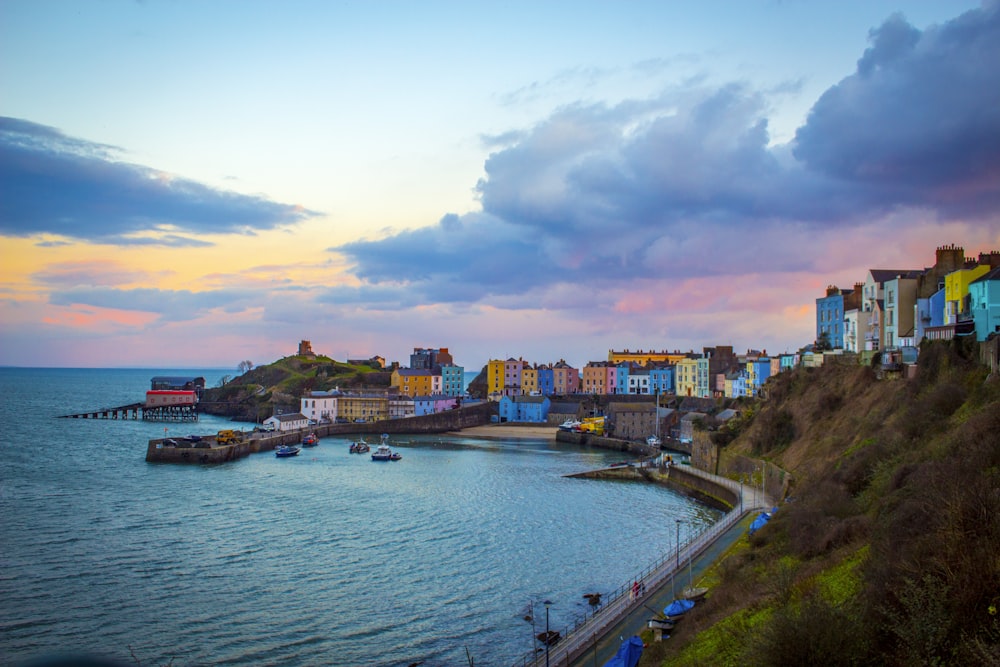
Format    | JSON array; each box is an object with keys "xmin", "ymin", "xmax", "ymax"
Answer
[
  {"xmin": 647, "ymin": 393, "xmax": 662, "ymax": 448},
  {"xmin": 664, "ymin": 598, "xmax": 695, "ymax": 620},
  {"xmin": 682, "ymin": 586, "xmax": 708, "ymax": 602},
  {"xmin": 559, "ymin": 419, "xmax": 581, "ymax": 431},
  {"xmin": 275, "ymin": 445, "xmax": 300, "ymax": 458},
  {"xmin": 371, "ymin": 444, "xmax": 393, "ymax": 461},
  {"xmin": 349, "ymin": 440, "xmax": 370, "ymax": 454},
  {"xmin": 647, "ymin": 617, "xmax": 676, "ymax": 631},
  {"xmin": 371, "ymin": 434, "xmax": 401, "ymax": 461},
  {"xmin": 301, "ymin": 433, "xmax": 319, "ymax": 447}
]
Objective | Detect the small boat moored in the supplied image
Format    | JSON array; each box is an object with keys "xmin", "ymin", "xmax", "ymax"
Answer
[
  {"xmin": 371, "ymin": 434, "xmax": 401, "ymax": 461},
  {"xmin": 349, "ymin": 440, "xmax": 370, "ymax": 454},
  {"xmin": 275, "ymin": 445, "xmax": 301, "ymax": 458},
  {"xmin": 301, "ymin": 433, "xmax": 319, "ymax": 447}
]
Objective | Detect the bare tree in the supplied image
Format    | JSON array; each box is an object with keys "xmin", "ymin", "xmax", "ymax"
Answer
[{"xmin": 237, "ymin": 360, "xmax": 254, "ymax": 374}]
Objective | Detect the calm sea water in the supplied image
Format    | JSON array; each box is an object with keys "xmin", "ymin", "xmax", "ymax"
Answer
[{"xmin": 0, "ymin": 368, "xmax": 720, "ymax": 666}]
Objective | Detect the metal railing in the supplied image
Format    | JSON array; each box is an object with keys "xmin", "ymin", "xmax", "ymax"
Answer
[{"xmin": 516, "ymin": 471, "xmax": 771, "ymax": 667}]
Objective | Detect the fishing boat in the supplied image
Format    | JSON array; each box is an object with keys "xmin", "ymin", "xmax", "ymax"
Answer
[
  {"xmin": 349, "ymin": 440, "xmax": 370, "ymax": 454},
  {"xmin": 371, "ymin": 434, "xmax": 400, "ymax": 461},
  {"xmin": 275, "ymin": 445, "xmax": 300, "ymax": 458},
  {"xmin": 301, "ymin": 433, "xmax": 319, "ymax": 447}
]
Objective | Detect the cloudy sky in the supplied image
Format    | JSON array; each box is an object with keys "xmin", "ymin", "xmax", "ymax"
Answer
[{"xmin": 1, "ymin": 1, "xmax": 998, "ymax": 372}]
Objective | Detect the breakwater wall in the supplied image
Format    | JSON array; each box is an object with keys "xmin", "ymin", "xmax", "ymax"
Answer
[
  {"xmin": 555, "ymin": 430, "xmax": 659, "ymax": 457},
  {"xmin": 568, "ymin": 463, "xmax": 737, "ymax": 512},
  {"xmin": 146, "ymin": 402, "xmax": 495, "ymax": 464}
]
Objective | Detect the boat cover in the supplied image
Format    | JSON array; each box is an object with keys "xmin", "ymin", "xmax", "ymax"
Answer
[
  {"xmin": 602, "ymin": 635, "xmax": 643, "ymax": 667},
  {"xmin": 748, "ymin": 511, "xmax": 771, "ymax": 535},
  {"xmin": 664, "ymin": 598, "xmax": 695, "ymax": 617}
]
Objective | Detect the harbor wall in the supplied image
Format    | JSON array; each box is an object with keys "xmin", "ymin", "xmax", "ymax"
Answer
[{"xmin": 568, "ymin": 463, "xmax": 737, "ymax": 512}]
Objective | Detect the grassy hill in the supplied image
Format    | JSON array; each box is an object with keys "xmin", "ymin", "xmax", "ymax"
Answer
[
  {"xmin": 199, "ymin": 355, "xmax": 390, "ymax": 421},
  {"xmin": 645, "ymin": 338, "xmax": 1000, "ymax": 666}
]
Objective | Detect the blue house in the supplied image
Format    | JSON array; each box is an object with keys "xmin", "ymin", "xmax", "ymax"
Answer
[
  {"xmin": 498, "ymin": 395, "xmax": 551, "ymax": 423},
  {"xmin": 816, "ymin": 285, "xmax": 856, "ymax": 348},
  {"xmin": 537, "ymin": 366, "xmax": 555, "ymax": 396},
  {"xmin": 649, "ymin": 366, "xmax": 675, "ymax": 395},
  {"xmin": 969, "ymin": 267, "xmax": 1000, "ymax": 341}
]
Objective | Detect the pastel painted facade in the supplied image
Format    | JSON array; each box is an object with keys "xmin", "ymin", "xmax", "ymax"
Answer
[
  {"xmin": 503, "ymin": 358, "xmax": 526, "ymax": 397},
  {"xmin": 945, "ymin": 264, "xmax": 991, "ymax": 324},
  {"xmin": 863, "ymin": 269, "xmax": 919, "ymax": 351},
  {"xmin": 393, "ymin": 368, "xmax": 434, "ymax": 398},
  {"xmin": 337, "ymin": 395, "xmax": 389, "ymax": 423},
  {"xmin": 914, "ymin": 289, "xmax": 946, "ymax": 344},
  {"xmin": 582, "ymin": 362, "xmax": 610, "ymax": 394},
  {"xmin": 522, "ymin": 366, "xmax": 538, "ymax": 395},
  {"xmin": 816, "ymin": 286, "xmax": 848, "ymax": 348},
  {"xmin": 615, "ymin": 363, "xmax": 631, "ymax": 395},
  {"xmin": 695, "ymin": 357, "xmax": 711, "ymax": 398},
  {"xmin": 608, "ymin": 349, "xmax": 692, "ymax": 366},
  {"xmin": 537, "ymin": 366, "xmax": 555, "ymax": 396},
  {"xmin": 675, "ymin": 358, "xmax": 698, "ymax": 397},
  {"xmin": 968, "ymin": 267, "xmax": 1000, "ymax": 341},
  {"xmin": 300, "ymin": 390, "xmax": 341, "ymax": 423},
  {"xmin": 388, "ymin": 395, "xmax": 415, "ymax": 420},
  {"xmin": 487, "ymin": 359, "xmax": 505, "ymax": 399},
  {"xmin": 552, "ymin": 361, "xmax": 580, "ymax": 394},
  {"xmin": 627, "ymin": 368, "xmax": 650, "ymax": 395},
  {"xmin": 883, "ymin": 275, "xmax": 919, "ymax": 349},
  {"xmin": 440, "ymin": 364, "xmax": 464, "ymax": 397},
  {"xmin": 649, "ymin": 366, "xmax": 675, "ymax": 395},
  {"xmin": 498, "ymin": 395, "xmax": 551, "ymax": 423}
]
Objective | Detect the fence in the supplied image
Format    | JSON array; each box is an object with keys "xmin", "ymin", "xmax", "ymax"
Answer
[{"xmin": 516, "ymin": 469, "xmax": 770, "ymax": 666}]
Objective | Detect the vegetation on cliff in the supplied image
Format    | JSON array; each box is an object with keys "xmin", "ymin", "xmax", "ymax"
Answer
[
  {"xmin": 200, "ymin": 354, "xmax": 390, "ymax": 421},
  {"xmin": 646, "ymin": 338, "xmax": 1000, "ymax": 666}
]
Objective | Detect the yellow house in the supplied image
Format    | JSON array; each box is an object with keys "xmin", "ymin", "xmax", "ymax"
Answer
[
  {"xmin": 675, "ymin": 358, "xmax": 698, "ymax": 397},
  {"xmin": 945, "ymin": 264, "xmax": 991, "ymax": 323},
  {"xmin": 608, "ymin": 349, "xmax": 691, "ymax": 366},
  {"xmin": 337, "ymin": 395, "xmax": 388, "ymax": 423},
  {"xmin": 522, "ymin": 366, "xmax": 538, "ymax": 395},
  {"xmin": 392, "ymin": 368, "xmax": 434, "ymax": 398},
  {"xmin": 487, "ymin": 359, "xmax": 505, "ymax": 399}
]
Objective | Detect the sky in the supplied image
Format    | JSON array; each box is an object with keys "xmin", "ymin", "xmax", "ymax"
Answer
[{"xmin": 1, "ymin": 1, "xmax": 999, "ymax": 373}]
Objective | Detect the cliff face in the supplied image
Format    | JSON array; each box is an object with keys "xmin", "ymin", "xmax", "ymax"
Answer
[{"xmin": 652, "ymin": 337, "xmax": 1000, "ymax": 667}]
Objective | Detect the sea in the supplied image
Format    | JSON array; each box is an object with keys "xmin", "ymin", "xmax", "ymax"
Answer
[{"xmin": 0, "ymin": 368, "xmax": 721, "ymax": 667}]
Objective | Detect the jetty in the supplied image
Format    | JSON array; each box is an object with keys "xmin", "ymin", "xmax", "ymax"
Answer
[{"xmin": 60, "ymin": 403, "xmax": 198, "ymax": 422}]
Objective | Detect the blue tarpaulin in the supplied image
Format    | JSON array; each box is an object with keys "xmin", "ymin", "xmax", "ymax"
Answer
[
  {"xmin": 748, "ymin": 511, "xmax": 771, "ymax": 535},
  {"xmin": 663, "ymin": 598, "xmax": 695, "ymax": 617},
  {"xmin": 602, "ymin": 635, "xmax": 644, "ymax": 667}
]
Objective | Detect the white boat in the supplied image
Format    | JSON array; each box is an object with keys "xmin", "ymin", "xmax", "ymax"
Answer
[
  {"xmin": 371, "ymin": 434, "xmax": 400, "ymax": 461},
  {"xmin": 647, "ymin": 393, "xmax": 662, "ymax": 448},
  {"xmin": 559, "ymin": 419, "xmax": 581, "ymax": 431}
]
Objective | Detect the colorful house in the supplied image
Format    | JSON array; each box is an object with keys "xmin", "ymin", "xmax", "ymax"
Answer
[
  {"xmin": 968, "ymin": 266, "xmax": 1000, "ymax": 341},
  {"xmin": 498, "ymin": 395, "xmax": 551, "ymax": 423}
]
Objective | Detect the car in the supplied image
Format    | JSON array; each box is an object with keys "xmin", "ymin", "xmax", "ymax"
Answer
[
  {"xmin": 307, "ymin": 419, "xmax": 317, "ymax": 426},
  {"xmin": 163, "ymin": 438, "xmax": 178, "ymax": 447}
]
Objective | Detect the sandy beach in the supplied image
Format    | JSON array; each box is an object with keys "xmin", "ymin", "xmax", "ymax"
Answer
[{"xmin": 448, "ymin": 424, "xmax": 559, "ymax": 441}]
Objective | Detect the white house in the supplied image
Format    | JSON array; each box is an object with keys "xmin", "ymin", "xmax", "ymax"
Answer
[
  {"xmin": 300, "ymin": 390, "xmax": 340, "ymax": 423},
  {"xmin": 264, "ymin": 412, "xmax": 309, "ymax": 432}
]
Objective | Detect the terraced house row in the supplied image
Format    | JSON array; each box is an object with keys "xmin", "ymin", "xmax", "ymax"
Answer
[
  {"xmin": 486, "ymin": 346, "xmax": 801, "ymax": 401},
  {"xmin": 816, "ymin": 244, "xmax": 1000, "ymax": 355}
]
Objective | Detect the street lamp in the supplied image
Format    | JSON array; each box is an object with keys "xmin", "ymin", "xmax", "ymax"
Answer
[{"xmin": 544, "ymin": 600, "xmax": 552, "ymax": 667}]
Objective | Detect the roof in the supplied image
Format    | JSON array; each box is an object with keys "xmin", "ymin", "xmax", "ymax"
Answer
[
  {"xmin": 269, "ymin": 413, "xmax": 308, "ymax": 422},
  {"xmin": 868, "ymin": 269, "xmax": 922, "ymax": 283},
  {"xmin": 681, "ymin": 411, "xmax": 707, "ymax": 422},
  {"xmin": 606, "ymin": 402, "xmax": 653, "ymax": 414},
  {"xmin": 971, "ymin": 266, "xmax": 1000, "ymax": 283},
  {"xmin": 509, "ymin": 395, "xmax": 548, "ymax": 404}
]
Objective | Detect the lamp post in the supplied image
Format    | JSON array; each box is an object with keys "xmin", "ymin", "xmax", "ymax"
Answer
[{"xmin": 544, "ymin": 600, "xmax": 552, "ymax": 667}]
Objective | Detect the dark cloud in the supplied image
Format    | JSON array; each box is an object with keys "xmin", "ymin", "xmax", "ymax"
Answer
[
  {"xmin": 0, "ymin": 117, "xmax": 320, "ymax": 243},
  {"xmin": 329, "ymin": 5, "xmax": 999, "ymax": 311},
  {"xmin": 792, "ymin": 4, "xmax": 1000, "ymax": 217}
]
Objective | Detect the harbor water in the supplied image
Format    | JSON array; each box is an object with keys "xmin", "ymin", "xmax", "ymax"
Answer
[{"xmin": 0, "ymin": 368, "xmax": 721, "ymax": 666}]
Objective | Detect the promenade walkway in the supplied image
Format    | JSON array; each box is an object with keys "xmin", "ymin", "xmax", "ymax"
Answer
[{"xmin": 521, "ymin": 465, "xmax": 773, "ymax": 667}]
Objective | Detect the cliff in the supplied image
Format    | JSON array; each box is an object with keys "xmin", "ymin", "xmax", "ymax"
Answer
[
  {"xmin": 646, "ymin": 337, "xmax": 1000, "ymax": 666},
  {"xmin": 199, "ymin": 355, "xmax": 389, "ymax": 421}
]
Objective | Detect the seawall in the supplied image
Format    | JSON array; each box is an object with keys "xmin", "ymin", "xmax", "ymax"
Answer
[
  {"xmin": 146, "ymin": 402, "xmax": 495, "ymax": 464},
  {"xmin": 567, "ymin": 463, "xmax": 737, "ymax": 512}
]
